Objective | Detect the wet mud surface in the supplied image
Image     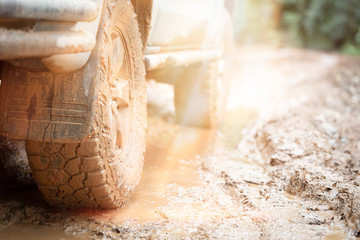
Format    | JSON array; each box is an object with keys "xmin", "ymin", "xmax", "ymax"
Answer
[{"xmin": 1, "ymin": 48, "xmax": 360, "ymax": 239}]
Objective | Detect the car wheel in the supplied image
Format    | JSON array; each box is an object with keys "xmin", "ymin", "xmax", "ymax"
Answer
[{"xmin": 26, "ymin": 0, "xmax": 146, "ymax": 208}]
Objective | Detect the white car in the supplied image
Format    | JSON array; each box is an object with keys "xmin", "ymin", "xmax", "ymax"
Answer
[{"xmin": 0, "ymin": 0, "xmax": 232, "ymax": 208}]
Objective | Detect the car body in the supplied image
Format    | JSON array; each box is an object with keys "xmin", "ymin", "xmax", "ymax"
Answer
[
  {"xmin": 0, "ymin": 0, "xmax": 228, "ymax": 72},
  {"xmin": 0, "ymin": 0, "xmax": 231, "ymax": 208},
  {"xmin": 0, "ymin": 0, "xmax": 231, "ymax": 142}
]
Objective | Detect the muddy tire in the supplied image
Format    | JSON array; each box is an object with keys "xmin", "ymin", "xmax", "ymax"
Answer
[
  {"xmin": 26, "ymin": 0, "xmax": 146, "ymax": 208},
  {"xmin": 174, "ymin": 60, "xmax": 226, "ymax": 128}
]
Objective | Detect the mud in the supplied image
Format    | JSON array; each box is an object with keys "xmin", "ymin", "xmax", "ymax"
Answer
[
  {"xmin": 241, "ymin": 51, "xmax": 360, "ymax": 236},
  {"xmin": 0, "ymin": 48, "xmax": 360, "ymax": 239}
]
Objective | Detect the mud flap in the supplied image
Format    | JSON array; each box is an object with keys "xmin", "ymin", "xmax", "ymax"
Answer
[{"xmin": 0, "ymin": 63, "xmax": 100, "ymax": 143}]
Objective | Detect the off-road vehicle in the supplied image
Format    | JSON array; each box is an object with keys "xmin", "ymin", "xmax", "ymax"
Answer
[{"xmin": 0, "ymin": 0, "xmax": 232, "ymax": 208}]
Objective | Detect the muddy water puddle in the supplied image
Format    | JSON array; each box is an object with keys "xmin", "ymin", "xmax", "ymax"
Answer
[
  {"xmin": 78, "ymin": 113, "xmax": 252, "ymax": 223},
  {"xmin": 91, "ymin": 123, "xmax": 213, "ymax": 222},
  {"xmin": 0, "ymin": 104, "xmax": 258, "ymax": 239}
]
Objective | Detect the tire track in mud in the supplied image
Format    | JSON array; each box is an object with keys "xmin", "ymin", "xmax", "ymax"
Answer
[
  {"xmin": 199, "ymin": 155, "xmax": 273, "ymax": 239},
  {"xmin": 233, "ymin": 51, "xmax": 360, "ymax": 238},
  {"xmin": 218, "ymin": 171, "xmax": 270, "ymax": 239},
  {"xmin": 199, "ymin": 147, "xmax": 353, "ymax": 239}
]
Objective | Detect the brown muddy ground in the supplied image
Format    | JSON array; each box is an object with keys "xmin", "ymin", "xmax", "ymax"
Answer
[{"xmin": 1, "ymin": 48, "xmax": 360, "ymax": 239}]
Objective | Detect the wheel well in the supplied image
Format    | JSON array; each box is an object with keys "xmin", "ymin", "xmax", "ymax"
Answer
[{"xmin": 130, "ymin": 0, "xmax": 153, "ymax": 51}]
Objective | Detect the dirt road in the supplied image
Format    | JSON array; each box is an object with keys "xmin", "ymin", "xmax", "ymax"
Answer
[{"xmin": 0, "ymin": 47, "xmax": 359, "ymax": 239}]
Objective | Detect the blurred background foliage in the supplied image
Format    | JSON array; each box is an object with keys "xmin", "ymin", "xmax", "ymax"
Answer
[{"xmin": 234, "ymin": 0, "xmax": 360, "ymax": 55}]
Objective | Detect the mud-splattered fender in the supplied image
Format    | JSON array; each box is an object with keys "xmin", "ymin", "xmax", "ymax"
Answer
[{"xmin": 131, "ymin": 0, "xmax": 154, "ymax": 50}]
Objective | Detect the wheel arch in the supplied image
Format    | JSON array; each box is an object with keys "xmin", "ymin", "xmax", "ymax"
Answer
[{"xmin": 130, "ymin": 0, "xmax": 154, "ymax": 51}]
